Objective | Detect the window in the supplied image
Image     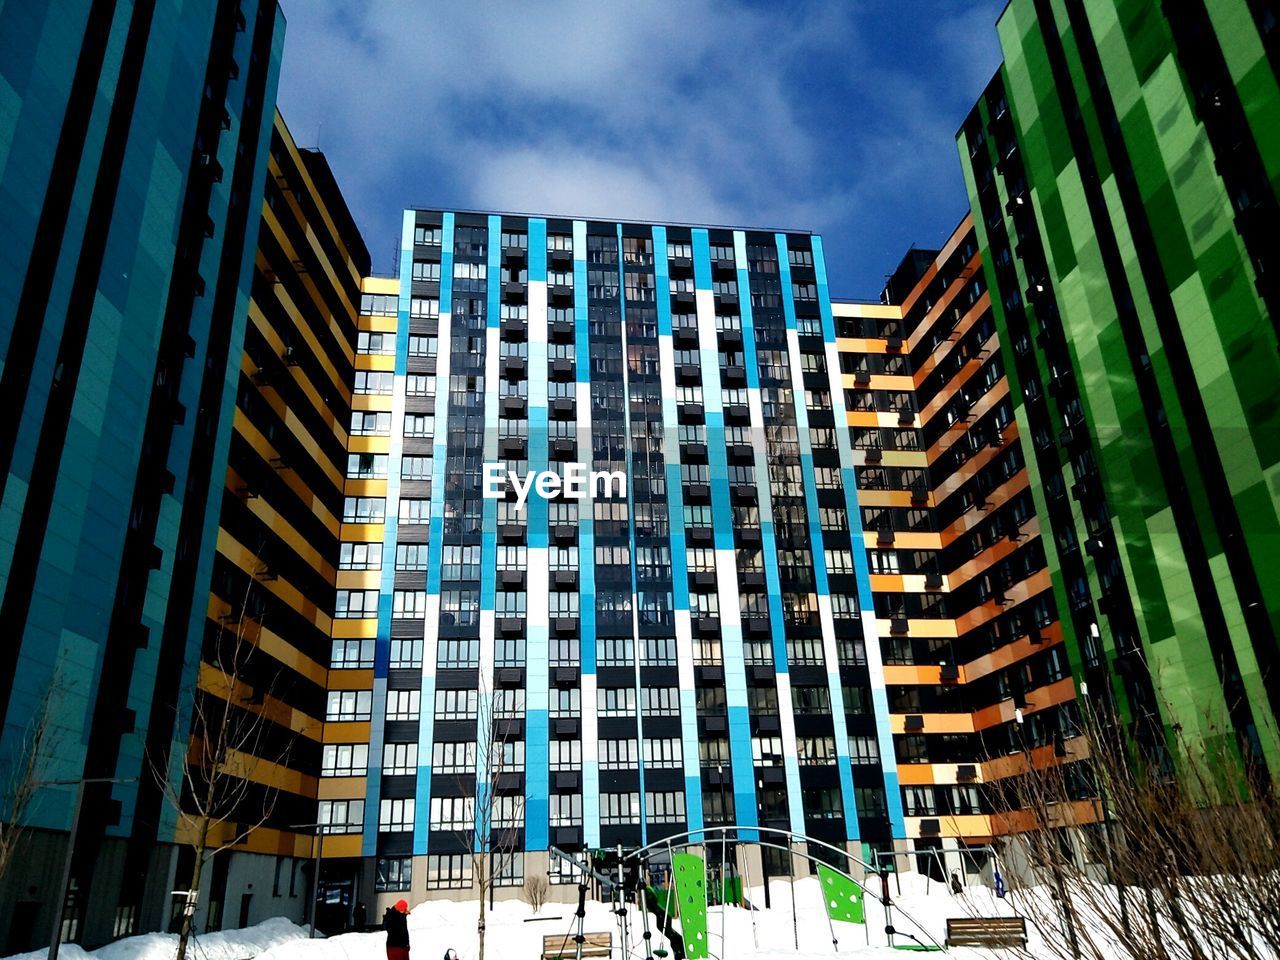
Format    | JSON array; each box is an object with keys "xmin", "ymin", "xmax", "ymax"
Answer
[
  {"xmin": 404, "ymin": 414, "xmax": 434, "ymax": 438},
  {"xmin": 849, "ymin": 736, "xmax": 880, "ymax": 764},
  {"xmin": 357, "ymin": 331, "xmax": 395, "ymax": 355},
  {"xmin": 339, "ymin": 542, "xmax": 381, "ymax": 571},
  {"xmin": 414, "ymin": 225, "xmax": 442, "ymax": 246},
  {"xmin": 442, "ymin": 589, "xmax": 480, "ymax": 625},
  {"xmin": 408, "ymin": 334, "xmax": 437, "ymax": 357},
  {"xmin": 494, "ymin": 852, "xmax": 525, "ymax": 888},
  {"xmin": 550, "ymin": 793, "xmax": 582, "ymax": 826},
  {"xmin": 321, "ymin": 744, "xmax": 368, "ymax": 777},
  {"xmin": 641, "ymin": 687, "xmax": 679, "ymax": 716},
  {"xmin": 379, "ymin": 798, "xmax": 415, "ymax": 832},
  {"xmin": 385, "ymin": 689, "xmax": 420, "ymax": 722},
  {"xmin": 435, "ymin": 688, "xmax": 478, "ymax": 721},
  {"xmin": 406, "ymin": 374, "xmax": 433, "ymax": 397},
  {"xmin": 700, "ymin": 738, "xmax": 730, "ymax": 767},
  {"xmin": 390, "ymin": 639, "xmax": 423, "ymax": 669},
  {"xmin": 412, "ymin": 260, "xmax": 440, "ymax": 281},
  {"xmin": 645, "ymin": 791, "xmax": 686, "ymax": 824},
  {"xmin": 429, "ymin": 796, "xmax": 473, "ymax": 831},
  {"xmin": 549, "ymin": 740, "xmax": 581, "ymax": 771},
  {"xmin": 318, "ymin": 800, "xmax": 363, "ymax": 834},
  {"xmin": 355, "ymin": 370, "xmax": 393, "ymax": 394},
  {"xmin": 350, "ymin": 412, "xmax": 390, "ymax": 436},
  {"xmin": 601, "ymin": 739, "xmax": 639, "ymax": 770},
  {"xmin": 347, "ymin": 453, "xmax": 387, "ymax": 478},
  {"xmin": 643, "ymin": 738, "xmax": 682, "ymax": 769},
  {"xmin": 601, "ymin": 792, "xmax": 641, "ymax": 825},
  {"xmin": 331, "ymin": 638, "xmax": 374, "ymax": 669},
  {"xmin": 798, "ymin": 736, "xmax": 836, "ymax": 765},
  {"xmin": 395, "ymin": 543, "xmax": 428, "ymax": 571},
  {"xmin": 438, "ymin": 638, "xmax": 479, "ymax": 669},
  {"xmin": 383, "ymin": 742, "xmax": 417, "ymax": 776},
  {"xmin": 401, "ymin": 456, "xmax": 431, "ymax": 480},
  {"xmin": 598, "ymin": 688, "xmax": 637, "ymax": 717},
  {"xmin": 393, "ymin": 590, "xmax": 426, "ymax": 618},
  {"xmin": 825, "ymin": 550, "xmax": 854, "ymax": 574},
  {"xmin": 361, "ymin": 294, "xmax": 398, "ymax": 316},
  {"xmin": 752, "ymin": 736, "xmax": 784, "ymax": 766},
  {"xmin": 343, "ymin": 497, "xmax": 385, "ymax": 523},
  {"xmin": 376, "ymin": 857, "xmax": 412, "ymax": 893},
  {"xmin": 398, "ymin": 499, "xmax": 429, "ymax": 524},
  {"xmin": 549, "ymin": 688, "xmax": 580, "ymax": 717},
  {"xmin": 410, "ymin": 297, "xmax": 439, "ymax": 319},
  {"xmin": 433, "ymin": 742, "xmax": 476, "ymax": 773},
  {"xmin": 426, "ymin": 854, "xmax": 472, "ymax": 890},
  {"xmin": 327, "ymin": 691, "xmax": 373, "ymax": 721},
  {"xmin": 335, "ymin": 590, "xmax": 378, "ymax": 619}
]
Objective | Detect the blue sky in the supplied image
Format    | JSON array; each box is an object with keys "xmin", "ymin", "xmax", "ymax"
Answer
[{"xmin": 276, "ymin": 1, "xmax": 1007, "ymax": 299}]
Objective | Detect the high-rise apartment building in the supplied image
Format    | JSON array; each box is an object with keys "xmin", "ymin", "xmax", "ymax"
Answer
[
  {"xmin": 183, "ymin": 111, "xmax": 369, "ymax": 934},
  {"xmin": 0, "ymin": 0, "xmax": 285, "ymax": 949},
  {"xmin": 318, "ymin": 210, "xmax": 904, "ymax": 907},
  {"xmin": 834, "ymin": 218, "xmax": 1086, "ymax": 868},
  {"xmin": 957, "ymin": 0, "xmax": 1280, "ymax": 767}
]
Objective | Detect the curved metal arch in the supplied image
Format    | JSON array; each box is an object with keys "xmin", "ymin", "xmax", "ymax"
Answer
[{"xmin": 624, "ymin": 825, "xmax": 947, "ymax": 953}]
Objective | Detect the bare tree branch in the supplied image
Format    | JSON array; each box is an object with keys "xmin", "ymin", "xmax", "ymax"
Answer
[{"xmin": 146, "ymin": 572, "xmax": 299, "ymax": 960}]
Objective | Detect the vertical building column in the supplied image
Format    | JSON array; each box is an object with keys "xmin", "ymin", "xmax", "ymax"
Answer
[
  {"xmin": 475, "ymin": 216, "xmax": 502, "ymax": 850},
  {"xmin": 692, "ymin": 228, "xmax": 757, "ymax": 832},
  {"xmin": 776, "ymin": 233, "xmax": 862, "ymax": 840},
  {"xmin": 573, "ymin": 220, "xmax": 601, "ymax": 847},
  {"xmin": 415, "ymin": 212, "xmax": 456, "ymax": 854},
  {"xmin": 734, "ymin": 230, "xmax": 805, "ymax": 835},
  {"xmin": 524, "ymin": 219, "xmax": 550, "ymax": 850},
  {"xmin": 617, "ymin": 224, "xmax": 648, "ymax": 846},
  {"xmin": 813, "ymin": 236, "xmax": 904, "ymax": 838},
  {"xmin": 364, "ymin": 210, "xmax": 417, "ymax": 857},
  {"xmin": 653, "ymin": 226, "xmax": 704, "ymax": 837}
]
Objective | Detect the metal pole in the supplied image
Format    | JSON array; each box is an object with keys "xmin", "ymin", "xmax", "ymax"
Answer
[
  {"xmin": 307, "ymin": 826, "xmax": 324, "ymax": 937},
  {"xmin": 789, "ymin": 856, "xmax": 798, "ymax": 950},
  {"xmin": 741, "ymin": 842, "xmax": 758, "ymax": 951},
  {"xmin": 48, "ymin": 779, "xmax": 87, "ymax": 960}
]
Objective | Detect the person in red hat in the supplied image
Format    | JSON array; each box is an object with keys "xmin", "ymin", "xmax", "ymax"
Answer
[{"xmin": 382, "ymin": 899, "xmax": 411, "ymax": 960}]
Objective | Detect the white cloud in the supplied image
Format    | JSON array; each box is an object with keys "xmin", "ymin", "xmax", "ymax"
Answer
[{"xmin": 276, "ymin": 0, "xmax": 1005, "ymax": 289}]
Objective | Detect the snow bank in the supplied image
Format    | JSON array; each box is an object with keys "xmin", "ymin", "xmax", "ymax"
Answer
[
  {"xmin": 3, "ymin": 918, "xmax": 309, "ymax": 960},
  {"xmin": 1, "ymin": 874, "xmax": 1058, "ymax": 959}
]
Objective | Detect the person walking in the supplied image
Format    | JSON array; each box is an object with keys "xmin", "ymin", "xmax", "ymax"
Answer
[{"xmin": 383, "ymin": 899, "xmax": 411, "ymax": 960}]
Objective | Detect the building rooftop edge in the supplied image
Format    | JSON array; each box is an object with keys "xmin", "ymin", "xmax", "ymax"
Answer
[{"xmin": 405, "ymin": 205, "xmax": 815, "ymax": 237}]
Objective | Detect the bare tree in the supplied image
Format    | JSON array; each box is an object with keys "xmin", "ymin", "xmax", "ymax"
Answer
[
  {"xmin": 0, "ymin": 675, "xmax": 63, "ymax": 885},
  {"xmin": 523, "ymin": 875, "xmax": 549, "ymax": 914},
  {"xmin": 152, "ymin": 579, "xmax": 293, "ymax": 960},
  {"xmin": 454, "ymin": 683, "xmax": 527, "ymax": 960},
  {"xmin": 981, "ymin": 693, "xmax": 1280, "ymax": 960}
]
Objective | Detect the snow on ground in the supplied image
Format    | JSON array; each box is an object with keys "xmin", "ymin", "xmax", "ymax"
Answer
[
  {"xmin": 3, "ymin": 918, "xmax": 309, "ymax": 960},
  {"xmin": 2, "ymin": 874, "xmax": 1057, "ymax": 960}
]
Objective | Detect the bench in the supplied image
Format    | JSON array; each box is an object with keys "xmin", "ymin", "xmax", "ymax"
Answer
[
  {"xmin": 542, "ymin": 931, "xmax": 612, "ymax": 959},
  {"xmin": 945, "ymin": 916, "xmax": 1028, "ymax": 948}
]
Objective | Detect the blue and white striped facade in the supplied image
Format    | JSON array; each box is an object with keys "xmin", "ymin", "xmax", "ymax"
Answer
[{"xmin": 335, "ymin": 210, "xmax": 901, "ymax": 901}]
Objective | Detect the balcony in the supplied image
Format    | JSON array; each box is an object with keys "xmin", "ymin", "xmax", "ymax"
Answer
[{"xmin": 676, "ymin": 364, "xmax": 701, "ymax": 384}]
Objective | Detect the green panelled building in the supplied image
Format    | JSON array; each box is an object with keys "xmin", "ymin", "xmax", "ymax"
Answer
[
  {"xmin": 0, "ymin": 0, "xmax": 284, "ymax": 948},
  {"xmin": 958, "ymin": 0, "xmax": 1280, "ymax": 768}
]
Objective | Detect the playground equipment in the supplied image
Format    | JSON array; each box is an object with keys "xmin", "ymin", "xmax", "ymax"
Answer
[{"xmin": 547, "ymin": 826, "xmax": 951, "ymax": 959}]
